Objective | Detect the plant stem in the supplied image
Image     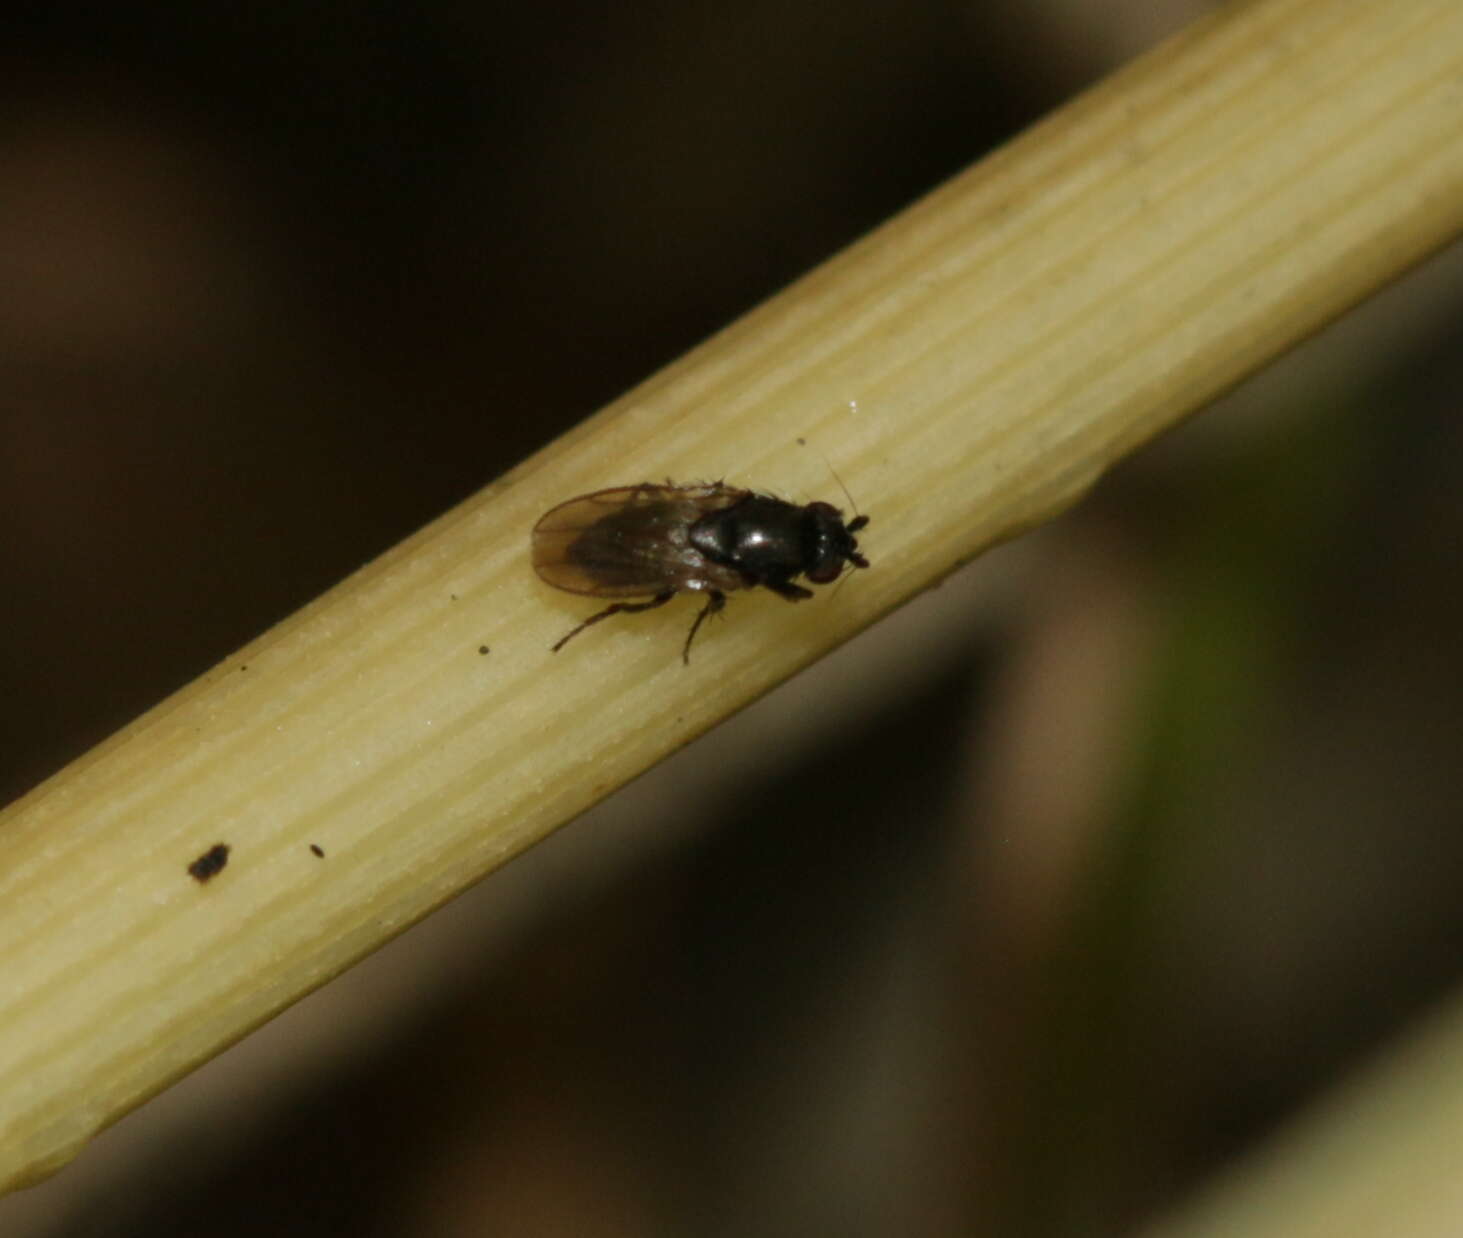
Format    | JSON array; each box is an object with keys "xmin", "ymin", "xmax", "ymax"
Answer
[{"xmin": 3, "ymin": 0, "xmax": 1462, "ymax": 1195}]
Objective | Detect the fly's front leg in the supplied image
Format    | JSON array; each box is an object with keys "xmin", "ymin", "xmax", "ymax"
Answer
[{"xmin": 551, "ymin": 591, "xmax": 675, "ymax": 653}]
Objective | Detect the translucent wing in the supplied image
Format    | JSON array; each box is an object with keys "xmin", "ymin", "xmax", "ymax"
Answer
[{"xmin": 531, "ymin": 484, "xmax": 745, "ymax": 598}]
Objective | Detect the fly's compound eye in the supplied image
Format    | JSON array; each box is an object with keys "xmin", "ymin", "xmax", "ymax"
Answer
[
  {"xmin": 802, "ymin": 503, "xmax": 867, "ymax": 583},
  {"xmin": 805, "ymin": 556, "xmax": 845, "ymax": 584}
]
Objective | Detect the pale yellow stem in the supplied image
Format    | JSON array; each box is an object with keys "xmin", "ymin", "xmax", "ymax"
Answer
[
  {"xmin": 3, "ymin": 0, "xmax": 1462, "ymax": 1194},
  {"xmin": 1140, "ymin": 991, "xmax": 1463, "ymax": 1238}
]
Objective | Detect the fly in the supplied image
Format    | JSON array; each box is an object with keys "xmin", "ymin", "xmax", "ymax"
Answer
[{"xmin": 531, "ymin": 482, "xmax": 869, "ymax": 664}]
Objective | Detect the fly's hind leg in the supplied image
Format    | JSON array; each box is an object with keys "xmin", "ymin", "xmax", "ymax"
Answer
[
  {"xmin": 681, "ymin": 590, "xmax": 726, "ymax": 665},
  {"xmin": 551, "ymin": 591, "xmax": 675, "ymax": 653}
]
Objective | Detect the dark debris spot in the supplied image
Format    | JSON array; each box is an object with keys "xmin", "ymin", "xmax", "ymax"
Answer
[{"xmin": 188, "ymin": 843, "xmax": 231, "ymax": 883}]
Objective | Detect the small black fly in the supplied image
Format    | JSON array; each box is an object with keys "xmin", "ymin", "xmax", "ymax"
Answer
[{"xmin": 532, "ymin": 482, "xmax": 869, "ymax": 663}]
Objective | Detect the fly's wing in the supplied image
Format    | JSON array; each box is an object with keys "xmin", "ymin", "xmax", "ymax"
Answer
[{"xmin": 532, "ymin": 484, "xmax": 744, "ymax": 597}]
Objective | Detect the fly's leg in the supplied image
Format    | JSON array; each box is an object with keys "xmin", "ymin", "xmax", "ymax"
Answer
[
  {"xmin": 681, "ymin": 590, "xmax": 726, "ymax": 665},
  {"xmin": 764, "ymin": 581, "xmax": 813, "ymax": 602},
  {"xmin": 551, "ymin": 591, "xmax": 675, "ymax": 653}
]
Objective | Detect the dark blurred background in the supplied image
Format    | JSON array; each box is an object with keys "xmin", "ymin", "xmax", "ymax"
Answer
[{"xmin": 4, "ymin": 2, "xmax": 1463, "ymax": 1235}]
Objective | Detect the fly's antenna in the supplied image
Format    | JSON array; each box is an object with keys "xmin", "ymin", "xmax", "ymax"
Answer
[
  {"xmin": 801, "ymin": 437, "xmax": 862, "ymax": 519},
  {"xmin": 826, "ymin": 456, "xmax": 860, "ymax": 519}
]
